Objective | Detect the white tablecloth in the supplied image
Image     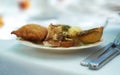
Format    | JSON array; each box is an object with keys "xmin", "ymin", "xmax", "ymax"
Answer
[{"xmin": 0, "ymin": 16, "xmax": 120, "ymax": 75}]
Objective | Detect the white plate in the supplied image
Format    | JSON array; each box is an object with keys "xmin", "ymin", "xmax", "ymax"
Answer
[{"xmin": 17, "ymin": 39, "xmax": 103, "ymax": 50}]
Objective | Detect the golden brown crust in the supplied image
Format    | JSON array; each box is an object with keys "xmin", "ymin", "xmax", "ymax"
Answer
[
  {"xmin": 78, "ymin": 27, "xmax": 103, "ymax": 44},
  {"xmin": 43, "ymin": 24, "xmax": 76, "ymax": 47},
  {"xmin": 44, "ymin": 40, "xmax": 75, "ymax": 47},
  {"xmin": 11, "ymin": 24, "xmax": 48, "ymax": 43},
  {"xmin": 60, "ymin": 41, "xmax": 75, "ymax": 47}
]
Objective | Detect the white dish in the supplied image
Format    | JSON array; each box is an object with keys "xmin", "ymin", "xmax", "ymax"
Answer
[{"xmin": 17, "ymin": 39, "xmax": 103, "ymax": 50}]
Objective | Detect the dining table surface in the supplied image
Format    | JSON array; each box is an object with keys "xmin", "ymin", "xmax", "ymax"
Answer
[{"xmin": 0, "ymin": 14, "xmax": 120, "ymax": 75}]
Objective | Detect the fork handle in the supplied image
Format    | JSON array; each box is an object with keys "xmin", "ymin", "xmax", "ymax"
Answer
[
  {"xmin": 89, "ymin": 47, "xmax": 119, "ymax": 70},
  {"xmin": 80, "ymin": 43, "xmax": 113, "ymax": 67}
]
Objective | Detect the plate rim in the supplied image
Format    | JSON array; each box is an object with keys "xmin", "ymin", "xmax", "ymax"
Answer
[{"xmin": 17, "ymin": 39, "xmax": 103, "ymax": 50}]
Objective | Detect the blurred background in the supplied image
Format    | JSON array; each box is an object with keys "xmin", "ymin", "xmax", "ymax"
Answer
[{"xmin": 0, "ymin": 0, "xmax": 120, "ymax": 39}]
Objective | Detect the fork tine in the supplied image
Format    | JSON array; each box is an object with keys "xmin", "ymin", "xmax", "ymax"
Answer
[{"xmin": 114, "ymin": 33, "xmax": 120, "ymax": 45}]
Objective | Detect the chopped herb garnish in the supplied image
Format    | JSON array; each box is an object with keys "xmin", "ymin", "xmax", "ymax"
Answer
[{"xmin": 62, "ymin": 25, "xmax": 70, "ymax": 31}]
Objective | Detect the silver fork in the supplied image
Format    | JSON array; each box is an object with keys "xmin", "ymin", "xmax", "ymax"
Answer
[
  {"xmin": 89, "ymin": 33, "xmax": 120, "ymax": 70},
  {"xmin": 80, "ymin": 43, "xmax": 113, "ymax": 67}
]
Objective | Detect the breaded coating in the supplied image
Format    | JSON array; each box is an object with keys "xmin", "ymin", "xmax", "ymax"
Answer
[
  {"xmin": 78, "ymin": 27, "xmax": 103, "ymax": 44},
  {"xmin": 11, "ymin": 24, "xmax": 48, "ymax": 43},
  {"xmin": 44, "ymin": 24, "xmax": 77, "ymax": 47}
]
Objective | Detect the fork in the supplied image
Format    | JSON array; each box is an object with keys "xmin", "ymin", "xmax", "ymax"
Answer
[
  {"xmin": 80, "ymin": 43, "xmax": 113, "ymax": 67},
  {"xmin": 89, "ymin": 33, "xmax": 120, "ymax": 70}
]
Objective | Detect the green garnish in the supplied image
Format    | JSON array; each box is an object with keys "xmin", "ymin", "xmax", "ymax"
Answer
[{"xmin": 62, "ymin": 25, "xmax": 71, "ymax": 31}]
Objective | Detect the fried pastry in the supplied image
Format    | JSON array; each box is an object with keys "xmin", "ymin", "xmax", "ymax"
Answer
[
  {"xmin": 11, "ymin": 24, "xmax": 48, "ymax": 43},
  {"xmin": 44, "ymin": 24, "xmax": 81, "ymax": 47},
  {"xmin": 78, "ymin": 27, "xmax": 103, "ymax": 44}
]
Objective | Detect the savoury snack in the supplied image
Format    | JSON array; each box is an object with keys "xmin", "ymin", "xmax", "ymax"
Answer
[{"xmin": 11, "ymin": 24, "xmax": 48, "ymax": 43}]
